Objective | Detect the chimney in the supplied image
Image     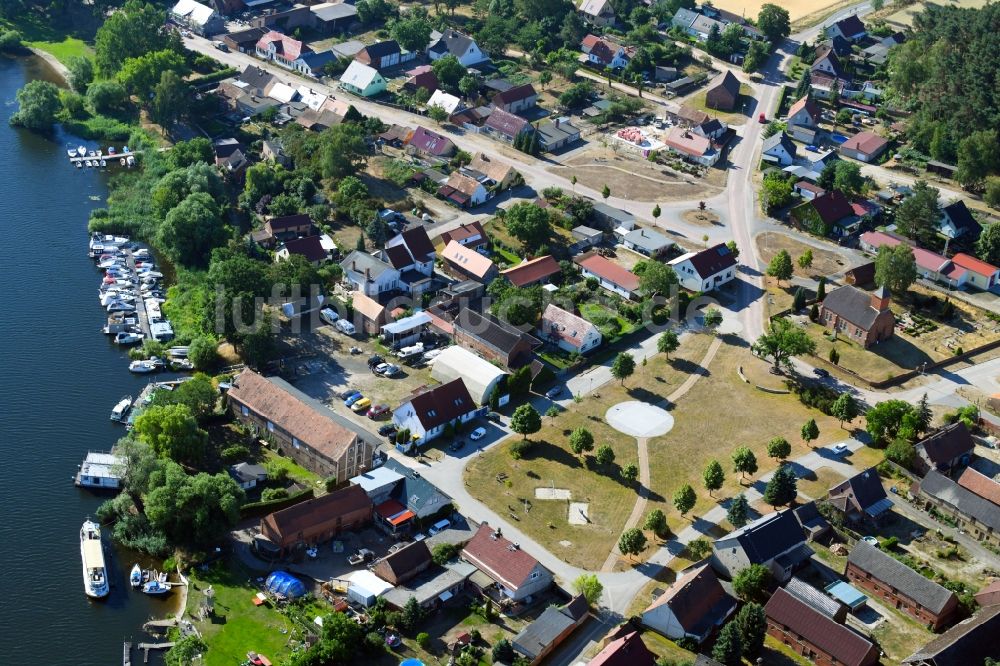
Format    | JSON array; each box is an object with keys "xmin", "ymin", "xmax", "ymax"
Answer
[
  {"xmin": 365, "ymin": 267, "xmax": 372, "ymax": 281},
  {"xmin": 871, "ymin": 285, "xmax": 890, "ymax": 311}
]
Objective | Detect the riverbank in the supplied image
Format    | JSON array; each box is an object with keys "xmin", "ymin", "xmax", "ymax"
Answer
[{"xmin": 26, "ymin": 45, "xmax": 69, "ymax": 85}]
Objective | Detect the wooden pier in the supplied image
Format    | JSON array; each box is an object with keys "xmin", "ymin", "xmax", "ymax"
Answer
[
  {"xmin": 123, "ymin": 641, "xmax": 132, "ymax": 666},
  {"xmin": 125, "ymin": 251, "xmax": 153, "ymax": 340},
  {"xmin": 138, "ymin": 642, "xmax": 174, "ymax": 663}
]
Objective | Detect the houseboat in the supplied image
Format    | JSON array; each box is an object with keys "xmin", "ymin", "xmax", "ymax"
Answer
[
  {"xmin": 75, "ymin": 451, "xmax": 123, "ymax": 490},
  {"xmin": 110, "ymin": 396, "xmax": 132, "ymax": 422},
  {"xmin": 80, "ymin": 519, "xmax": 109, "ymax": 598}
]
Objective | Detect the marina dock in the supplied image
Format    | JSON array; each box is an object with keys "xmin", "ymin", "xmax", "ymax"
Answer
[
  {"xmin": 123, "ymin": 641, "xmax": 131, "ymax": 666},
  {"xmin": 138, "ymin": 642, "xmax": 174, "ymax": 663},
  {"xmin": 124, "ymin": 251, "xmax": 153, "ymax": 340},
  {"xmin": 68, "ymin": 150, "xmax": 140, "ymax": 167}
]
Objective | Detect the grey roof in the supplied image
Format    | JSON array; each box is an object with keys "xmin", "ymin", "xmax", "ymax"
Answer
[
  {"xmin": 624, "ymin": 227, "xmax": 672, "ymax": 252},
  {"xmin": 721, "ymin": 509, "xmax": 807, "ymax": 565},
  {"xmin": 830, "ymin": 467, "xmax": 892, "ymax": 516},
  {"xmin": 592, "ymin": 202, "xmax": 635, "ymax": 224},
  {"xmin": 694, "ymin": 656, "xmax": 725, "ymax": 666},
  {"xmin": 230, "ymin": 462, "xmax": 267, "ymax": 483},
  {"xmin": 785, "ymin": 577, "xmax": 846, "ymax": 619},
  {"xmin": 903, "ymin": 603, "xmax": 1000, "ymax": 665},
  {"xmin": 917, "ymin": 422, "xmax": 974, "ymax": 469},
  {"xmin": 382, "ymin": 560, "xmax": 475, "ymax": 608},
  {"xmin": 454, "ymin": 310, "xmax": 541, "ymax": 357},
  {"xmin": 382, "ymin": 458, "xmax": 451, "ymax": 515},
  {"xmin": 847, "ymin": 541, "xmax": 957, "ymax": 614},
  {"xmin": 340, "ymin": 250, "xmax": 395, "ymax": 280},
  {"xmin": 762, "ymin": 132, "xmax": 797, "ymax": 158},
  {"xmin": 821, "ymin": 285, "xmax": 881, "ymax": 330},
  {"xmin": 672, "ymin": 7, "xmax": 699, "ymax": 26},
  {"xmin": 312, "ymin": 2, "xmax": 357, "ymax": 21},
  {"xmin": 920, "ymin": 470, "xmax": 1000, "ymax": 533},
  {"xmin": 513, "ymin": 603, "xmax": 580, "ymax": 659},
  {"xmin": 537, "ymin": 119, "xmax": 580, "ymax": 147},
  {"xmin": 428, "ymin": 28, "xmax": 475, "ymax": 57}
]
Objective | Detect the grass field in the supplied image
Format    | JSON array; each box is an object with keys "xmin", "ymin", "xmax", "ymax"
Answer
[
  {"xmin": 884, "ymin": 0, "xmax": 993, "ymax": 27},
  {"xmin": 683, "ymin": 85, "xmax": 756, "ymax": 126},
  {"xmin": 0, "ymin": 11, "xmax": 96, "ymax": 66},
  {"xmin": 705, "ymin": 0, "xmax": 854, "ymax": 24},
  {"xmin": 464, "ymin": 332, "xmax": 714, "ymax": 569},
  {"xmin": 642, "ymin": 337, "xmax": 853, "ymax": 535}
]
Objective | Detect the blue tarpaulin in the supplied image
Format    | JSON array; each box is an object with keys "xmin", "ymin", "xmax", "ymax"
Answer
[{"xmin": 265, "ymin": 571, "xmax": 307, "ymax": 599}]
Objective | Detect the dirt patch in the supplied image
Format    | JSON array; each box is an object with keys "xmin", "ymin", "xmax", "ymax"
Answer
[
  {"xmin": 554, "ymin": 145, "xmax": 724, "ymax": 203},
  {"xmin": 755, "ymin": 231, "xmax": 849, "ymax": 277},
  {"xmin": 681, "ymin": 209, "xmax": 723, "ymax": 228},
  {"xmin": 536, "ymin": 488, "xmax": 572, "ymax": 500}
]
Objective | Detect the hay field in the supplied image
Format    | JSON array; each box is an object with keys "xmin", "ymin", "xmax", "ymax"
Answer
[
  {"xmin": 707, "ymin": 0, "xmax": 850, "ymax": 24},
  {"xmin": 885, "ymin": 0, "xmax": 992, "ymax": 27}
]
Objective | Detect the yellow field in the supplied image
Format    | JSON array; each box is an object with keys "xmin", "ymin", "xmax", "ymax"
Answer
[
  {"xmin": 707, "ymin": 0, "xmax": 850, "ymax": 24},
  {"xmin": 884, "ymin": 0, "xmax": 992, "ymax": 27}
]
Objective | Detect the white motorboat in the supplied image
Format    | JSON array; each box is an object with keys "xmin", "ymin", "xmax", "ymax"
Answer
[
  {"xmin": 106, "ymin": 301, "xmax": 136, "ymax": 313},
  {"xmin": 68, "ymin": 147, "xmax": 78, "ymax": 158},
  {"xmin": 76, "ymin": 161, "xmax": 82, "ymax": 168},
  {"xmin": 77, "ymin": 145, "xmax": 86, "ymax": 156},
  {"xmin": 88, "ymin": 150, "xmax": 95, "ymax": 158},
  {"xmin": 142, "ymin": 580, "xmax": 171, "ymax": 595},
  {"xmin": 129, "ymin": 359, "xmax": 163, "ymax": 374},
  {"xmin": 130, "ymin": 563, "xmax": 142, "ymax": 588},
  {"xmin": 110, "ymin": 396, "xmax": 132, "ymax": 422},
  {"xmin": 133, "ymin": 249, "xmax": 151, "ymax": 259},
  {"xmin": 96, "ymin": 149, "xmax": 102, "ymax": 157},
  {"xmin": 169, "ymin": 358, "xmax": 194, "ymax": 371},
  {"xmin": 119, "ymin": 157, "xmax": 126, "ymax": 166},
  {"xmin": 115, "ymin": 331, "xmax": 144, "ymax": 345},
  {"xmin": 80, "ymin": 519, "xmax": 109, "ymax": 599},
  {"xmin": 100, "ymin": 159, "xmax": 107, "ymax": 168},
  {"xmin": 85, "ymin": 160, "xmax": 93, "ymax": 168},
  {"xmin": 126, "ymin": 155, "xmax": 135, "ymax": 167}
]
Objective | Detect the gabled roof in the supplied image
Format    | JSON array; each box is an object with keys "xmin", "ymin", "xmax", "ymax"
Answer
[
  {"xmin": 352, "ymin": 291, "xmax": 386, "ymax": 321},
  {"xmin": 951, "ymin": 253, "xmax": 998, "ymax": 277},
  {"xmin": 467, "ymin": 153, "xmax": 514, "ymax": 183},
  {"xmin": 957, "ymin": 467, "xmax": 1000, "ymax": 506},
  {"xmin": 575, "ymin": 252, "xmax": 640, "ymax": 292},
  {"xmin": 386, "ymin": 226, "xmax": 436, "ymax": 263},
  {"xmin": 842, "ymin": 131, "xmax": 888, "ymax": 156},
  {"xmin": 440, "ymin": 220, "xmax": 487, "ymax": 246},
  {"xmin": 673, "ymin": 243, "xmax": 737, "ymax": 278},
  {"xmin": 225, "ymin": 27, "xmax": 266, "ymax": 48},
  {"xmin": 444, "ymin": 171, "xmax": 483, "ymax": 197},
  {"xmin": 280, "ymin": 235, "xmax": 327, "ymax": 263},
  {"xmin": 848, "ymin": 541, "xmax": 957, "ymax": 613},
  {"xmin": 311, "ymin": 1, "xmax": 358, "ymax": 21},
  {"xmin": 829, "ymin": 467, "xmax": 892, "ymax": 517},
  {"xmin": 407, "ymin": 126, "xmax": 455, "ymax": 156},
  {"xmin": 462, "ymin": 524, "xmax": 547, "ymax": 591},
  {"xmin": 454, "ymin": 309, "xmax": 541, "ymax": 357},
  {"xmin": 360, "ymin": 39, "xmax": 401, "ymax": 60},
  {"xmin": 404, "ymin": 378, "xmax": 476, "ymax": 430},
  {"xmin": 765, "ymin": 588, "xmax": 876, "ymax": 666},
  {"xmin": 493, "ymin": 83, "xmax": 537, "ymax": 105},
  {"xmin": 834, "ymin": 14, "xmax": 866, "ymax": 37},
  {"xmin": 257, "ymin": 30, "xmax": 304, "ymax": 60},
  {"xmin": 428, "ymin": 89, "xmax": 463, "ymax": 114},
  {"xmin": 920, "ymin": 470, "xmax": 1000, "ymax": 533},
  {"xmin": 406, "ymin": 70, "xmax": 439, "ymax": 92},
  {"xmin": 340, "ymin": 60, "xmax": 382, "ymax": 90},
  {"xmin": 578, "ymin": 0, "xmax": 612, "ymax": 17},
  {"xmin": 665, "ymin": 127, "xmax": 713, "ymax": 158},
  {"xmin": 484, "ymin": 107, "xmax": 530, "ymax": 137},
  {"xmin": 708, "ymin": 70, "xmax": 740, "ymax": 99},
  {"xmin": 587, "ymin": 630, "xmax": 657, "ymax": 666},
  {"xmin": 917, "ymin": 422, "xmax": 974, "ymax": 467},
  {"xmin": 513, "ymin": 597, "xmax": 587, "ymax": 660},
  {"xmin": 811, "ymin": 190, "xmax": 855, "ymax": 224},
  {"xmin": 442, "ymin": 240, "xmax": 495, "ymax": 279},
  {"xmin": 787, "ymin": 95, "xmax": 821, "ymax": 124},
  {"xmin": 903, "ymin": 604, "xmax": 1000, "ymax": 665},
  {"xmin": 581, "ymin": 34, "xmax": 602, "ymax": 51},
  {"xmin": 784, "ymin": 577, "xmax": 845, "ymax": 619},
  {"xmin": 428, "ymin": 28, "xmax": 477, "ymax": 58},
  {"xmin": 941, "ymin": 200, "xmax": 980, "ymax": 237},
  {"xmin": 762, "ymin": 132, "xmax": 797, "ymax": 158},
  {"xmin": 500, "ymin": 255, "xmax": 562, "ymax": 287},
  {"xmin": 860, "ymin": 230, "xmax": 905, "ymax": 249},
  {"xmin": 820, "ymin": 285, "xmax": 883, "ymax": 329},
  {"xmin": 539, "ymin": 304, "xmax": 599, "ymax": 347},
  {"xmin": 239, "ymin": 65, "xmax": 275, "ymax": 92},
  {"xmin": 172, "ymin": 0, "xmax": 216, "ymax": 26},
  {"xmin": 228, "ymin": 370, "xmax": 362, "ymax": 463},
  {"xmin": 267, "ymin": 213, "xmax": 312, "ymax": 234},
  {"xmin": 375, "ymin": 540, "xmax": 432, "ymax": 583},
  {"xmin": 341, "ymin": 250, "xmax": 396, "ymax": 280},
  {"xmin": 643, "ymin": 562, "xmax": 736, "ymax": 636},
  {"xmin": 721, "ymin": 509, "xmax": 806, "ymax": 565},
  {"xmin": 263, "ymin": 485, "xmax": 371, "ymax": 542}
]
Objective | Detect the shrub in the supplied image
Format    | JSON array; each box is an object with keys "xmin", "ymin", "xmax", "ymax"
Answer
[
  {"xmin": 416, "ymin": 632, "xmax": 430, "ymax": 649},
  {"xmin": 510, "ymin": 439, "xmax": 533, "ymax": 459},
  {"xmin": 261, "ymin": 488, "xmax": 288, "ymax": 502},
  {"xmin": 221, "ymin": 444, "xmax": 250, "ymax": 463}
]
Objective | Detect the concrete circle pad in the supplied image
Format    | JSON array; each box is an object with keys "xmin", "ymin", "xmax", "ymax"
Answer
[{"xmin": 605, "ymin": 401, "xmax": 674, "ymax": 438}]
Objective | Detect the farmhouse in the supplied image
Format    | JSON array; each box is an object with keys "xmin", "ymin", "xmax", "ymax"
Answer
[
  {"xmin": 355, "ymin": 40, "xmax": 413, "ymax": 70},
  {"xmin": 372, "ymin": 541, "xmax": 432, "ymax": 586},
  {"xmin": 957, "ymin": 467, "xmax": 1000, "ymax": 506},
  {"xmin": 641, "ymin": 562, "xmax": 736, "ymax": 644},
  {"xmin": 491, "ymin": 83, "xmax": 538, "ymax": 114},
  {"xmin": 537, "ymin": 119, "xmax": 582, "ymax": 153},
  {"xmin": 440, "ymin": 220, "xmax": 488, "ymax": 250},
  {"xmin": 227, "ymin": 370, "xmax": 376, "ymax": 482},
  {"xmin": 500, "ymin": 255, "xmax": 562, "ymax": 288},
  {"xmin": 818, "ymin": 285, "xmax": 894, "ymax": 348},
  {"xmin": 538, "ymin": 304, "xmax": 602, "ymax": 355},
  {"xmin": 903, "ymin": 604, "xmax": 1000, "ymax": 665},
  {"xmin": 711, "ymin": 510, "xmax": 812, "ymax": 583},
  {"xmin": 441, "ymin": 240, "xmax": 497, "ymax": 282},
  {"xmin": 765, "ymin": 588, "xmax": 879, "ymax": 666},
  {"xmin": 453, "ymin": 310, "xmax": 540, "ymax": 369},
  {"xmin": 705, "ymin": 70, "xmax": 740, "ymax": 112},
  {"xmin": 914, "ymin": 471, "xmax": 1000, "ymax": 548},
  {"xmin": 846, "ymin": 541, "xmax": 958, "ymax": 630},
  {"xmin": 663, "ymin": 127, "xmax": 719, "ymax": 166},
  {"xmin": 828, "ymin": 467, "xmax": 894, "ymax": 525},
  {"xmin": 259, "ymin": 485, "xmax": 372, "ymax": 555},
  {"xmin": 913, "ymin": 422, "xmax": 974, "ymax": 476},
  {"xmin": 406, "ymin": 126, "xmax": 456, "ymax": 158},
  {"xmin": 588, "ymin": 630, "xmax": 657, "ymax": 666},
  {"xmin": 427, "ymin": 28, "xmax": 488, "ymax": 67},
  {"xmin": 339, "ymin": 60, "xmax": 387, "ymax": 97},
  {"xmin": 462, "ymin": 524, "xmax": 554, "ymax": 601},
  {"xmin": 668, "ymin": 243, "xmax": 738, "ymax": 293},
  {"xmin": 483, "ymin": 108, "xmax": 532, "ymax": 143}
]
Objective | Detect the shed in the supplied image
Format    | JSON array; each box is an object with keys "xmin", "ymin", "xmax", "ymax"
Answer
[
  {"xmin": 430, "ymin": 345, "xmax": 507, "ymax": 405},
  {"xmin": 825, "ymin": 580, "xmax": 868, "ymax": 611},
  {"xmin": 347, "ymin": 569, "xmax": 394, "ymax": 606}
]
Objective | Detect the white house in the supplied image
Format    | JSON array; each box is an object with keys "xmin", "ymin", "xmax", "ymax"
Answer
[
  {"xmin": 762, "ymin": 132, "xmax": 797, "ymax": 167},
  {"xmin": 462, "ymin": 524, "xmax": 554, "ymax": 601},
  {"xmin": 229, "ymin": 462, "xmax": 268, "ymax": 490},
  {"xmin": 170, "ymin": 0, "xmax": 225, "ymax": 36},
  {"xmin": 427, "ymin": 89, "xmax": 464, "ymax": 115},
  {"xmin": 668, "ymin": 243, "xmax": 738, "ymax": 293},
  {"xmin": 825, "ymin": 14, "xmax": 867, "ymax": 42},
  {"xmin": 340, "ymin": 250, "xmax": 401, "ymax": 297},
  {"xmin": 538, "ymin": 304, "xmax": 602, "ymax": 355},
  {"xmin": 379, "ymin": 227, "xmax": 437, "ymax": 296},
  {"xmin": 391, "ymin": 378, "xmax": 478, "ymax": 449},
  {"xmin": 440, "ymin": 172, "xmax": 488, "ymax": 208},
  {"xmin": 623, "ymin": 227, "xmax": 672, "ymax": 258},
  {"xmin": 427, "ymin": 29, "xmax": 488, "ymax": 67},
  {"xmin": 574, "ymin": 252, "xmax": 641, "ymax": 300}
]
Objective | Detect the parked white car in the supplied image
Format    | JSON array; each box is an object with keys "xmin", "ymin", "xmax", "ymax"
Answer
[{"xmin": 470, "ymin": 427, "xmax": 487, "ymax": 441}]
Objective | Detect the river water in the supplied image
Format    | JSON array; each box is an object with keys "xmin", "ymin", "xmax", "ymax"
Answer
[{"xmin": 0, "ymin": 55, "xmax": 175, "ymax": 665}]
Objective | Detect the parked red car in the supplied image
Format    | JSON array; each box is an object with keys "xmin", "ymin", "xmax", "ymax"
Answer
[
  {"xmin": 758, "ymin": 112, "xmax": 766, "ymax": 123},
  {"xmin": 367, "ymin": 404, "xmax": 390, "ymax": 420}
]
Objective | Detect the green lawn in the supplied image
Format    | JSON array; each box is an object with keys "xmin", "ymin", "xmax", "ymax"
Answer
[
  {"xmin": 1, "ymin": 12, "xmax": 96, "ymax": 66},
  {"xmin": 187, "ymin": 561, "xmax": 302, "ymax": 666},
  {"xmin": 578, "ymin": 302, "xmax": 638, "ymax": 340},
  {"xmin": 26, "ymin": 36, "xmax": 92, "ymax": 65},
  {"xmin": 263, "ymin": 448, "xmax": 323, "ymax": 487}
]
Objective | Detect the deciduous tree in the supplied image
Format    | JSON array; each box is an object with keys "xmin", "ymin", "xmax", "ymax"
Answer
[
  {"xmin": 643, "ymin": 508, "xmax": 668, "ymax": 537},
  {"xmin": 865, "ymin": 399, "xmax": 915, "ymax": 446},
  {"xmin": 611, "ymin": 352, "xmax": 636, "ymax": 385},
  {"xmin": 618, "ymin": 527, "xmax": 647, "ymax": 558},
  {"xmin": 658, "ymin": 330, "xmax": 680, "ymax": 358},
  {"xmin": 732, "ymin": 563, "xmax": 772, "ymax": 602},
  {"xmin": 732, "ymin": 446, "xmax": 758, "ymax": 480},
  {"xmin": 67, "ymin": 56, "xmax": 94, "ymax": 93},
  {"xmin": 569, "ymin": 427, "xmax": 594, "ymax": 456},
  {"xmin": 875, "ymin": 244, "xmax": 917, "ymax": 294},
  {"xmin": 10, "ymin": 80, "xmax": 60, "ymax": 130},
  {"xmin": 766, "ymin": 249, "xmax": 793, "ymax": 283},
  {"xmin": 596, "ymin": 444, "xmax": 615, "ymax": 466},
  {"xmin": 639, "ymin": 261, "xmax": 678, "ymax": 297},
  {"xmin": 831, "ymin": 393, "xmax": 859, "ymax": 428},
  {"xmin": 673, "ymin": 484, "xmax": 697, "ymax": 517},
  {"xmin": 801, "ymin": 418, "xmax": 820, "ymax": 447},
  {"xmin": 766, "ymin": 436, "xmax": 791, "ymax": 460},
  {"xmin": 703, "ymin": 460, "xmax": 725, "ymax": 496},
  {"xmin": 510, "ymin": 404, "xmax": 542, "ymax": 440},
  {"xmin": 573, "ymin": 573, "xmax": 603, "ymax": 605},
  {"xmin": 504, "ymin": 202, "xmax": 551, "ymax": 249},
  {"xmin": 757, "ymin": 3, "xmax": 790, "ymax": 42},
  {"xmin": 751, "ymin": 317, "xmax": 816, "ymax": 373}
]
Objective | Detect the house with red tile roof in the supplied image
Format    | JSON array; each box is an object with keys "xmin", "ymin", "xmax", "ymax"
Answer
[
  {"xmin": 792, "ymin": 190, "xmax": 855, "ymax": 236},
  {"xmin": 840, "ymin": 131, "xmax": 889, "ymax": 163},
  {"xmin": 858, "ymin": 229, "xmax": 910, "ymax": 254},
  {"xmin": 957, "ymin": 468, "xmax": 1000, "ymax": 507},
  {"xmin": 275, "ymin": 235, "xmax": 330, "ymax": 265},
  {"xmin": 491, "ymin": 83, "xmax": 538, "ymax": 114},
  {"xmin": 664, "ymin": 127, "xmax": 719, "ymax": 166},
  {"xmin": 574, "ymin": 251, "xmax": 640, "ymax": 299},
  {"xmin": 911, "ymin": 246, "xmax": 951, "ymax": 280},
  {"xmin": 484, "ymin": 108, "xmax": 532, "ymax": 143},
  {"xmin": 641, "ymin": 562, "xmax": 736, "ymax": 644},
  {"xmin": 439, "ymin": 221, "xmax": 488, "ymax": 250},
  {"xmin": 538, "ymin": 304, "xmax": 602, "ymax": 354},
  {"xmin": 260, "ymin": 484, "xmax": 372, "ymax": 554},
  {"xmin": 461, "ymin": 524, "xmax": 553, "ymax": 601},
  {"xmin": 500, "ymin": 255, "xmax": 562, "ymax": 288},
  {"xmin": 587, "ymin": 630, "xmax": 657, "ymax": 666},
  {"xmin": 786, "ymin": 95, "xmax": 821, "ymax": 129},
  {"xmin": 441, "ymin": 240, "xmax": 497, "ymax": 282},
  {"xmin": 765, "ymin": 588, "xmax": 879, "ymax": 666},
  {"xmin": 439, "ymin": 172, "xmax": 488, "ymax": 208},
  {"xmin": 950, "ymin": 253, "xmax": 999, "ymax": 290},
  {"xmin": 256, "ymin": 30, "xmax": 304, "ymax": 68}
]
